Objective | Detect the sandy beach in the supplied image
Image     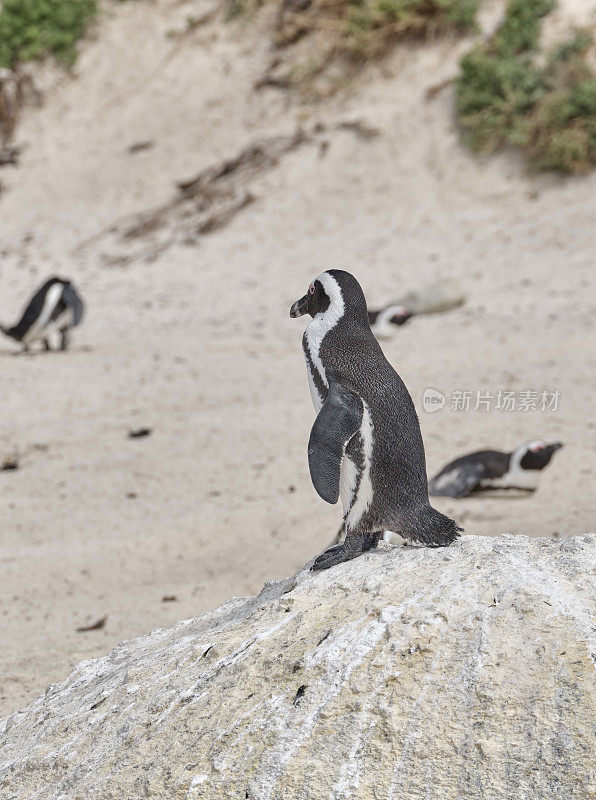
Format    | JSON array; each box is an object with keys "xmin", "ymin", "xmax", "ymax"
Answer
[{"xmin": 0, "ymin": 0, "xmax": 594, "ymax": 716}]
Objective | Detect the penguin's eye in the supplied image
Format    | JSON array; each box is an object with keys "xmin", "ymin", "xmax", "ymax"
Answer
[
  {"xmin": 530, "ymin": 444, "xmax": 545, "ymax": 452},
  {"xmin": 309, "ymin": 283, "xmax": 315, "ymax": 295}
]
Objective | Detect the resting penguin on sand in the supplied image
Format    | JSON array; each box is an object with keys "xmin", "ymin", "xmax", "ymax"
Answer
[
  {"xmin": 367, "ymin": 305, "xmax": 413, "ymax": 338},
  {"xmin": 290, "ymin": 269, "xmax": 462, "ymax": 571},
  {"xmin": 368, "ymin": 277, "xmax": 466, "ymax": 339},
  {"xmin": 428, "ymin": 440, "xmax": 563, "ymax": 498},
  {"xmin": 1, "ymin": 276, "xmax": 84, "ymax": 352}
]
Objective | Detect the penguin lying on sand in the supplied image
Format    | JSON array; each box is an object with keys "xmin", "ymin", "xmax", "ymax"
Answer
[
  {"xmin": 368, "ymin": 277, "xmax": 466, "ymax": 338},
  {"xmin": 367, "ymin": 305, "xmax": 412, "ymax": 338},
  {"xmin": 290, "ymin": 269, "xmax": 462, "ymax": 571},
  {"xmin": 1, "ymin": 276, "xmax": 84, "ymax": 352},
  {"xmin": 428, "ymin": 441, "xmax": 563, "ymax": 498}
]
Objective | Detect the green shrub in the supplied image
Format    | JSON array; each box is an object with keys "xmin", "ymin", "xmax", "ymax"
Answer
[
  {"xmin": 492, "ymin": 0, "xmax": 554, "ymax": 56},
  {"xmin": 264, "ymin": 0, "xmax": 479, "ymax": 88},
  {"xmin": 345, "ymin": 0, "xmax": 478, "ymax": 52},
  {"xmin": 0, "ymin": 0, "xmax": 98, "ymax": 68},
  {"xmin": 456, "ymin": 0, "xmax": 596, "ymax": 173},
  {"xmin": 457, "ymin": 47, "xmax": 543, "ymax": 151},
  {"xmin": 338, "ymin": 0, "xmax": 479, "ymax": 59},
  {"xmin": 524, "ymin": 48, "xmax": 596, "ymax": 173}
]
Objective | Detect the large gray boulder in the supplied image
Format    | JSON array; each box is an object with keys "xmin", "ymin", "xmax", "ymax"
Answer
[{"xmin": 1, "ymin": 534, "xmax": 594, "ymax": 799}]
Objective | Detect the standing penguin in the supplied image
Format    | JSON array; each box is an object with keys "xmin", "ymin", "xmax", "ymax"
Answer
[
  {"xmin": 290, "ymin": 269, "xmax": 461, "ymax": 571},
  {"xmin": 428, "ymin": 440, "xmax": 563, "ymax": 498},
  {"xmin": 1, "ymin": 276, "xmax": 84, "ymax": 352}
]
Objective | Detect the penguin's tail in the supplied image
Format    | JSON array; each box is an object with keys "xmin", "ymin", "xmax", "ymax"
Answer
[{"xmin": 407, "ymin": 504, "xmax": 463, "ymax": 547}]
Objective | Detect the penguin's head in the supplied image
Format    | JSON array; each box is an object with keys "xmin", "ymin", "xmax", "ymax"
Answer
[
  {"xmin": 517, "ymin": 440, "xmax": 563, "ymax": 471},
  {"xmin": 368, "ymin": 304, "xmax": 413, "ymax": 328},
  {"xmin": 290, "ymin": 270, "xmax": 368, "ymax": 323},
  {"xmin": 386, "ymin": 305, "xmax": 413, "ymax": 326}
]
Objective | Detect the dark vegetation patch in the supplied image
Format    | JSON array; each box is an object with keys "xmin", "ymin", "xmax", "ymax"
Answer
[
  {"xmin": 238, "ymin": 0, "xmax": 479, "ymax": 94},
  {"xmin": 0, "ymin": 0, "xmax": 98, "ymax": 69},
  {"xmin": 0, "ymin": 0, "xmax": 97, "ymax": 152},
  {"xmin": 456, "ymin": 0, "xmax": 596, "ymax": 174},
  {"xmin": 273, "ymin": 0, "xmax": 478, "ymax": 57},
  {"xmin": 0, "ymin": 0, "xmax": 138, "ymax": 148}
]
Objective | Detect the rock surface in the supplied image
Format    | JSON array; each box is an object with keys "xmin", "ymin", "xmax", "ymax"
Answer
[{"xmin": 1, "ymin": 534, "xmax": 594, "ymax": 800}]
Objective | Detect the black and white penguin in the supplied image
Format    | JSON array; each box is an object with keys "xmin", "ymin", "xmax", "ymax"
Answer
[
  {"xmin": 367, "ymin": 277, "xmax": 466, "ymax": 339},
  {"xmin": 367, "ymin": 305, "xmax": 413, "ymax": 338},
  {"xmin": 428, "ymin": 440, "xmax": 563, "ymax": 498},
  {"xmin": 290, "ymin": 269, "xmax": 461, "ymax": 571},
  {"xmin": 1, "ymin": 276, "xmax": 84, "ymax": 352}
]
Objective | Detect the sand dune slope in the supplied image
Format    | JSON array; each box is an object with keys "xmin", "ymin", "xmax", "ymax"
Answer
[{"xmin": 0, "ymin": 0, "xmax": 594, "ymax": 715}]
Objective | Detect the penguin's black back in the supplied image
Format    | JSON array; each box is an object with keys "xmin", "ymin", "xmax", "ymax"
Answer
[
  {"xmin": 428, "ymin": 449, "xmax": 513, "ymax": 497},
  {"xmin": 7, "ymin": 277, "xmax": 65, "ymax": 340},
  {"xmin": 314, "ymin": 272, "xmax": 442, "ymax": 540},
  {"xmin": 433, "ymin": 450, "xmax": 511, "ymax": 483},
  {"xmin": 324, "ymin": 325, "xmax": 427, "ymax": 493}
]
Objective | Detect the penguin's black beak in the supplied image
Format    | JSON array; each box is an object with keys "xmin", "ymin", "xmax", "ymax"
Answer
[
  {"xmin": 290, "ymin": 294, "xmax": 309, "ymax": 318},
  {"xmin": 549, "ymin": 442, "xmax": 563, "ymax": 452}
]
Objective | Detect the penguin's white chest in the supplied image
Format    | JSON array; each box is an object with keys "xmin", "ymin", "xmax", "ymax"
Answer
[
  {"xmin": 483, "ymin": 465, "xmax": 540, "ymax": 491},
  {"xmin": 22, "ymin": 283, "xmax": 64, "ymax": 344},
  {"xmin": 305, "ymin": 360, "xmax": 323, "ymax": 413},
  {"xmin": 303, "ymin": 321, "xmax": 329, "ymax": 414},
  {"xmin": 340, "ymin": 403, "xmax": 375, "ymax": 531},
  {"xmin": 305, "ymin": 319, "xmax": 329, "ymax": 391},
  {"xmin": 302, "ymin": 280, "xmax": 345, "ymax": 410}
]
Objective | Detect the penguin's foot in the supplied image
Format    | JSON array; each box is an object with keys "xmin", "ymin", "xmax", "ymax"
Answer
[
  {"xmin": 311, "ymin": 531, "xmax": 383, "ymax": 571},
  {"xmin": 311, "ymin": 544, "xmax": 353, "ymax": 571},
  {"xmin": 362, "ymin": 531, "xmax": 383, "ymax": 551}
]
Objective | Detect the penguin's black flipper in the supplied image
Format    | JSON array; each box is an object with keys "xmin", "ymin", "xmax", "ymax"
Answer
[
  {"xmin": 308, "ymin": 380, "xmax": 362, "ymax": 505},
  {"xmin": 428, "ymin": 462, "xmax": 484, "ymax": 498}
]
